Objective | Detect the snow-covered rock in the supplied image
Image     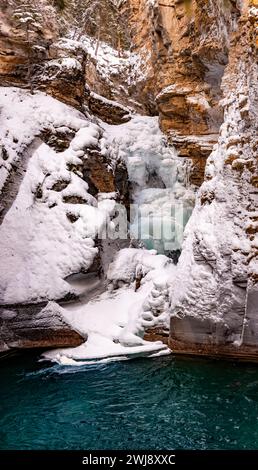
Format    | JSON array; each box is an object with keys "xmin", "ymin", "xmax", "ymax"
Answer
[
  {"xmin": 43, "ymin": 248, "xmax": 175, "ymax": 364},
  {"xmin": 0, "ymin": 88, "xmax": 116, "ymax": 305},
  {"xmin": 169, "ymin": 7, "xmax": 258, "ymax": 358}
]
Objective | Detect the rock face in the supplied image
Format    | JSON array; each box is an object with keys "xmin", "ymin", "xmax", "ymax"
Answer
[
  {"xmin": 0, "ymin": 2, "xmax": 56, "ymax": 83},
  {"xmin": 80, "ymin": 146, "xmax": 130, "ymax": 209},
  {"xmin": 0, "ymin": 2, "xmax": 88, "ymax": 109},
  {"xmin": 38, "ymin": 43, "xmax": 87, "ymax": 109},
  {"xmin": 87, "ymin": 91, "xmax": 131, "ymax": 124},
  {"xmin": 0, "ymin": 301, "xmax": 85, "ymax": 352},
  {"xmin": 0, "ymin": 1, "xmax": 133, "ymax": 115},
  {"xmin": 127, "ymin": 0, "xmax": 242, "ymax": 185},
  {"xmin": 169, "ymin": 2, "xmax": 258, "ymax": 360}
]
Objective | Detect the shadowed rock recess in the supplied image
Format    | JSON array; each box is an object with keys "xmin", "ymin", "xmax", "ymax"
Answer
[{"xmin": 0, "ymin": 0, "xmax": 257, "ymax": 360}]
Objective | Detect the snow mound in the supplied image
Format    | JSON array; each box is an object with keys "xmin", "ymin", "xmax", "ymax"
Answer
[
  {"xmin": 43, "ymin": 249, "xmax": 175, "ymax": 364},
  {"xmin": 107, "ymin": 247, "xmax": 170, "ymax": 286}
]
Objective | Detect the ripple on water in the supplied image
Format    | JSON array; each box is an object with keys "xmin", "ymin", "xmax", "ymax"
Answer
[{"xmin": 1, "ymin": 354, "xmax": 258, "ymax": 449}]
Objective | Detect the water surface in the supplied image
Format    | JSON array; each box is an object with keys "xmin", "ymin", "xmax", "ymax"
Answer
[{"xmin": 1, "ymin": 353, "xmax": 258, "ymax": 449}]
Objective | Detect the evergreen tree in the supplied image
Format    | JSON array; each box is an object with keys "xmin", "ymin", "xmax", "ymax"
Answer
[{"xmin": 70, "ymin": 0, "xmax": 129, "ymax": 55}]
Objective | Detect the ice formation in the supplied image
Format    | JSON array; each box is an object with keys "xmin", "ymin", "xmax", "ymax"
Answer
[{"xmin": 103, "ymin": 116, "xmax": 196, "ymax": 253}]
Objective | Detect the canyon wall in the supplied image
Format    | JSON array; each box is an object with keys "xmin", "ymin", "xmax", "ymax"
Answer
[
  {"xmin": 0, "ymin": 0, "xmax": 135, "ymax": 115},
  {"xmin": 169, "ymin": 2, "xmax": 258, "ymax": 360},
  {"xmin": 127, "ymin": 0, "xmax": 243, "ymax": 185},
  {"xmin": 125, "ymin": 0, "xmax": 258, "ymax": 357}
]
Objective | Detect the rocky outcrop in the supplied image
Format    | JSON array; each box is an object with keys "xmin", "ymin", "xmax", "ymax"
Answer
[
  {"xmin": 0, "ymin": 3, "xmax": 89, "ymax": 109},
  {"xmin": 37, "ymin": 44, "xmax": 87, "ymax": 108},
  {"xmin": 127, "ymin": 0, "xmax": 243, "ymax": 185},
  {"xmin": 153, "ymin": 0, "xmax": 240, "ymax": 153},
  {"xmin": 0, "ymin": 1, "xmax": 89, "ymax": 109},
  {"xmin": 0, "ymin": 301, "xmax": 85, "ymax": 352},
  {"xmin": 169, "ymin": 2, "xmax": 258, "ymax": 360},
  {"xmin": 87, "ymin": 91, "xmax": 131, "ymax": 124},
  {"xmin": 0, "ymin": 2, "xmax": 57, "ymax": 83},
  {"xmin": 0, "ymin": 1, "xmax": 139, "ymax": 119}
]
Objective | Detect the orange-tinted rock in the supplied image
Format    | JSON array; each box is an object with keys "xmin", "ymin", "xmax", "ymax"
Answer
[{"xmin": 127, "ymin": 0, "xmax": 242, "ymax": 185}]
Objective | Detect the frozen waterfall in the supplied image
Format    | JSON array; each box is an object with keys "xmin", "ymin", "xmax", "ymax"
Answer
[{"xmin": 103, "ymin": 116, "xmax": 195, "ymax": 255}]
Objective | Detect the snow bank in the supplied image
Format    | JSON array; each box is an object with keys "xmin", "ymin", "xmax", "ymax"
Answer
[
  {"xmin": 107, "ymin": 247, "xmax": 169, "ymax": 286},
  {"xmin": 43, "ymin": 248, "xmax": 175, "ymax": 364}
]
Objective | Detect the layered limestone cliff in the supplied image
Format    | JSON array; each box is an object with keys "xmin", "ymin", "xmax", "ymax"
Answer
[
  {"xmin": 0, "ymin": 0, "xmax": 136, "ymax": 118},
  {"xmin": 127, "ymin": 0, "xmax": 243, "ymax": 185},
  {"xmin": 169, "ymin": 2, "xmax": 258, "ymax": 360}
]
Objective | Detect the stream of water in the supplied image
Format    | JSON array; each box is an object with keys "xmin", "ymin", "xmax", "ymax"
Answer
[{"xmin": 1, "ymin": 353, "xmax": 258, "ymax": 450}]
